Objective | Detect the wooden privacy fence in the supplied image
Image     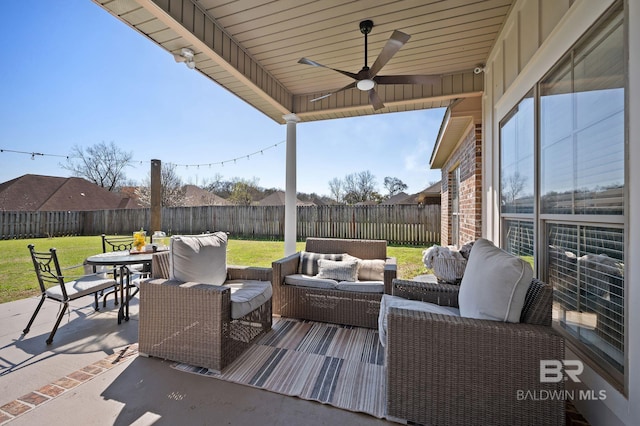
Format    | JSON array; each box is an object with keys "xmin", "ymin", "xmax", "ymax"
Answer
[
  {"xmin": 1, "ymin": 205, "xmax": 440, "ymax": 245},
  {"xmin": 0, "ymin": 211, "xmax": 83, "ymax": 239}
]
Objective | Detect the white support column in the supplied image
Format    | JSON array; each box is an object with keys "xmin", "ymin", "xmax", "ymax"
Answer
[{"xmin": 283, "ymin": 114, "xmax": 300, "ymax": 256}]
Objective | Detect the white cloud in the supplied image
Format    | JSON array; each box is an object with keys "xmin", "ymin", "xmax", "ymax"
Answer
[{"xmin": 404, "ymin": 138, "xmax": 433, "ymax": 172}]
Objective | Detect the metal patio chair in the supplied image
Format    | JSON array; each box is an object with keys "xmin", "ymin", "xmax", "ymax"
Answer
[
  {"xmin": 23, "ymin": 244, "xmax": 118, "ymax": 344},
  {"xmin": 100, "ymin": 234, "xmax": 150, "ymax": 306}
]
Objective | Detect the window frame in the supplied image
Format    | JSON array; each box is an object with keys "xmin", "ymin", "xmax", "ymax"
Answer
[{"xmin": 496, "ymin": 2, "xmax": 627, "ymax": 390}]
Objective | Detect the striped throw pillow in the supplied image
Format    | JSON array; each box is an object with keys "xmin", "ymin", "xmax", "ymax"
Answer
[{"xmin": 298, "ymin": 251, "xmax": 344, "ymax": 275}]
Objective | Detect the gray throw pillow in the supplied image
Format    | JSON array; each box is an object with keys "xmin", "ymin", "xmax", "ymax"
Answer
[
  {"xmin": 458, "ymin": 238, "xmax": 533, "ymax": 323},
  {"xmin": 316, "ymin": 259, "xmax": 359, "ymax": 282},
  {"xmin": 170, "ymin": 232, "xmax": 227, "ymax": 285}
]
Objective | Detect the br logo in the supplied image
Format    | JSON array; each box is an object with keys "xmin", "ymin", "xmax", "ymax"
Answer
[{"xmin": 540, "ymin": 360, "xmax": 584, "ymax": 383}]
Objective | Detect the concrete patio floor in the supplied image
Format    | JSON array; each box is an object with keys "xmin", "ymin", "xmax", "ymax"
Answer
[{"xmin": 0, "ymin": 296, "xmax": 390, "ymax": 425}]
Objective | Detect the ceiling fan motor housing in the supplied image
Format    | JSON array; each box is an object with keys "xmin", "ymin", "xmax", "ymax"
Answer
[{"xmin": 359, "ymin": 20, "xmax": 373, "ymax": 35}]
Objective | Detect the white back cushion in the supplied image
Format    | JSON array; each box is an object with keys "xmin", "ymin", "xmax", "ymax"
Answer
[
  {"xmin": 458, "ymin": 238, "xmax": 533, "ymax": 323},
  {"xmin": 170, "ymin": 232, "xmax": 227, "ymax": 285}
]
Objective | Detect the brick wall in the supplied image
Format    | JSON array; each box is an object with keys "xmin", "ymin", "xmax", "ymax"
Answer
[{"xmin": 440, "ymin": 123, "xmax": 482, "ymax": 246}]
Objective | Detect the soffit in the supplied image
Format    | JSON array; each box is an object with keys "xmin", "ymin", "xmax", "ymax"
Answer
[
  {"xmin": 430, "ymin": 95, "xmax": 482, "ymax": 169},
  {"xmin": 94, "ymin": 0, "xmax": 513, "ymax": 123}
]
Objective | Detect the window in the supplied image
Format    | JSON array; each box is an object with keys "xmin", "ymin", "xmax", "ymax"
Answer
[
  {"xmin": 450, "ymin": 166, "xmax": 460, "ymax": 247},
  {"xmin": 498, "ymin": 4, "xmax": 626, "ymax": 381},
  {"xmin": 500, "ymin": 92, "xmax": 535, "ymax": 262},
  {"xmin": 540, "ymin": 13, "xmax": 624, "ymax": 216},
  {"xmin": 548, "ymin": 223, "xmax": 624, "ymax": 372},
  {"xmin": 541, "ymin": 7, "xmax": 625, "ymax": 378},
  {"xmin": 501, "ymin": 92, "xmax": 535, "ymax": 215}
]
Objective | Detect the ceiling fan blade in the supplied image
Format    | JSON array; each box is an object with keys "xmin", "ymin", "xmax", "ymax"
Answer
[
  {"xmin": 368, "ymin": 30, "xmax": 411, "ymax": 78},
  {"xmin": 298, "ymin": 58, "xmax": 358, "ymax": 80},
  {"xmin": 369, "ymin": 89, "xmax": 385, "ymax": 110},
  {"xmin": 310, "ymin": 81, "xmax": 357, "ymax": 102},
  {"xmin": 375, "ymin": 74, "xmax": 442, "ymax": 85}
]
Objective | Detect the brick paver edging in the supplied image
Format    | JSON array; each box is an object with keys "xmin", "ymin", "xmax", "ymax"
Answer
[{"xmin": 0, "ymin": 344, "xmax": 138, "ymax": 424}]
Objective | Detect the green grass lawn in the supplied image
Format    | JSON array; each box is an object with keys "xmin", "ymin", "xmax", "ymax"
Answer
[{"xmin": 0, "ymin": 236, "xmax": 429, "ymax": 305}]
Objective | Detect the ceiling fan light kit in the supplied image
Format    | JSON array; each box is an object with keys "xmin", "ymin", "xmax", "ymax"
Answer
[
  {"xmin": 299, "ymin": 20, "xmax": 442, "ymax": 110},
  {"xmin": 356, "ymin": 79, "xmax": 375, "ymax": 91}
]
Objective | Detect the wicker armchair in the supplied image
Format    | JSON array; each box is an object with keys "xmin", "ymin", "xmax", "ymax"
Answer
[
  {"xmin": 272, "ymin": 237, "xmax": 396, "ymax": 328},
  {"xmin": 138, "ymin": 250, "xmax": 272, "ymax": 372},
  {"xmin": 386, "ymin": 278, "xmax": 565, "ymax": 426}
]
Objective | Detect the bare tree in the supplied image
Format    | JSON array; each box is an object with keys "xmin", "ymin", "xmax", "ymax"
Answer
[
  {"xmin": 328, "ymin": 177, "xmax": 344, "ymax": 203},
  {"xmin": 343, "ymin": 170, "xmax": 378, "ymax": 204},
  {"xmin": 61, "ymin": 141, "xmax": 132, "ymax": 191},
  {"xmin": 135, "ymin": 163, "xmax": 186, "ymax": 207},
  {"xmin": 384, "ymin": 176, "xmax": 408, "ymax": 197},
  {"xmin": 503, "ymin": 171, "xmax": 527, "ymax": 204}
]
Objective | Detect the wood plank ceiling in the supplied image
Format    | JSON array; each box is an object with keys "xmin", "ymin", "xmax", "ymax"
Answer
[{"xmin": 94, "ymin": 0, "xmax": 514, "ymax": 123}]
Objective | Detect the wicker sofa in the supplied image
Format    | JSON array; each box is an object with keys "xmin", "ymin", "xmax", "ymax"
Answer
[
  {"xmin": 385, "ymin": 276, "xmax": 565, "ymax": 425},
  {"xmin": 272, "ymin": 237, "xmax": 397, "ymax": 328},
  {"xmin": 138, "ymin": 235, "xmax": 272, "ymax": 372}
]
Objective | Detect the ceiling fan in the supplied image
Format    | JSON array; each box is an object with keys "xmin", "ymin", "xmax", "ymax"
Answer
[{"xmin": 298, "ymin": 20, "xmax": 441, "ymax": 110}]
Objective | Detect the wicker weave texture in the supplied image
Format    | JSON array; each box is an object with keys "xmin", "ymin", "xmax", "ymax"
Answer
[
  {"xmin": 272, "ymin": 237, "xmax": 396, "ymax": 327},
  {"xmin": 305, "ymin": 237, "xmax": 387, "ymax": 259},
  {"xmin": 386, "ymin": 278, "xmax": 564, "ymax": 425},
  {"xmin": 431, "ymin": 257, "xmax": 467, "ymax": 283},
  {"xmin": 139, "ymin": 279, "xmax": 271, "ymax": 371},
  {"xmin": 280, "ymin": 285, "xmax": 381, "ymax": 328},
  {"xmin": 141, "ymin": 252, "xmax": 273, "ymax": 371},
  {"xmin": 152, "ymin": 251, "xmax": 170, "ymax": 278}
]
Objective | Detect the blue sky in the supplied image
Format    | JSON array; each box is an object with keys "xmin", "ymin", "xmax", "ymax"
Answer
[{"xmin": 0, "ymin": 0, "xmax": 445, "ymax": 197}]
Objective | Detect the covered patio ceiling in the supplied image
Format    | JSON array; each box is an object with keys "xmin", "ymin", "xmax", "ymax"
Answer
[{"xmin": 94, "ymin": 0, "xmax": 513, "ymax": 124}]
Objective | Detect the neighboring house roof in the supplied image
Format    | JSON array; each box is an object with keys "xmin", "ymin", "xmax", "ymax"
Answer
[
  {"xmin": 0, "ymin": 174, "xmax": 135, "ymax": 211},
  {"xmin": 381, "ymin": 183, "xmax": 442, "ymax": 205},
  {"xmin": 310, "ymin": 197, "xmax": 335, "ymax": 206},
  {"xmin": 381, "ymin": 192, "xmax": 411, "ymax": 205},
  {"xmin": 183, "ymin": 185, "xmax": 231, "ymax": 206},
  {"xmin": 410, "ymin": 181, "xmax": 442, "ymax": 205},
  {"xmin": 117, "ymin": 186, "xmax": 144, "ymax": 208},
  {"xmin": 257, "ymin": 191, "xmax": 313, "ymax": 206},
  {"xmin": 423, "ymin": 180, "xmax": 442, "ymax": 194}
]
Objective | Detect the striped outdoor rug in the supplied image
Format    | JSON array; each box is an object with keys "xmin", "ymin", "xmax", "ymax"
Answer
[{"xmin": 172, "ymin": 318, "xmax": 387, "ymax": 419}]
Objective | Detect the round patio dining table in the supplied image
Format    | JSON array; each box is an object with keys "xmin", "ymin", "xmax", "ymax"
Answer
[{"xmin": 85, "ymin": 251, "xmax": 154, "ymax": 324}]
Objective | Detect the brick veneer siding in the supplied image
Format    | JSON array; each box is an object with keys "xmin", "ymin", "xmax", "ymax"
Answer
[{"xmin": 440, "ymin": 123, "xmax": 483, "ymax": 246}]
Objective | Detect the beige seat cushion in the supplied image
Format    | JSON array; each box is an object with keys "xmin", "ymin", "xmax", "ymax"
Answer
[
  {"xmin": 224, "ymin": 280, "xmax": 272, "ymax": 319},
  {"xmin": 284, "ymin": 274, "xmax": 337, "ymax": 289},
  {"xmin": 378, "ymin": 294, "xmax": 460, "ymax": 346},
  {"xmin": 458, "ymin": 238, "xmax": 533, "ymax": 323},
  {"xmin": 45, "ymin": 275, "xmax": 118, "ymax": 301},
  {"xmin": 335, "ymin": 281, "xmax": 384, "ymax": 293},
  {"xmin": 169, "ymin": 232, "xmax": 227, "ymax": 286}
]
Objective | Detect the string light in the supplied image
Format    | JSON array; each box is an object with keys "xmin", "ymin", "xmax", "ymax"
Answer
[
  {"xmin": 1, "ymin": 140, "xmax": 285, "ymax": 170},
  {"xmin": 1, "ymin": 148, "xmax": 69, "ymax": 160},
  {"xmin": 165, "ymin": 141, "xmax": 284, "ymax": 169}
]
